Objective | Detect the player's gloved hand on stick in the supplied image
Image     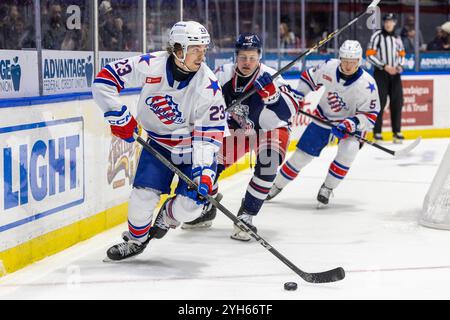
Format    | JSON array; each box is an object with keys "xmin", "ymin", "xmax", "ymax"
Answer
[
  {"xmin": 104, "ymin": 105, "xmax": 138, "ymax": 143},
  {"xmin": 331, "ymin": 117, "xmax": 359, "ymax": 139},
  {"xmin": 187, "ymin": 166, "xmax": 215, "ymax": 205},
  {"xmin": 254, "ymin": 72, "xmax": 280, "ymax": 104}
]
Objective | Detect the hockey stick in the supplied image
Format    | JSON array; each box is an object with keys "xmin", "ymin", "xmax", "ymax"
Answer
[
  {"xmin": 226, "ymin": 0, "xmax": 381, "ymax": 111},
  {"xmin": 133, "ymin": 132, "xmax": 345, "ymax": 284},
  {"xmin": 297, "ymin": 108, "xmax": 421, "ymax": 157}
]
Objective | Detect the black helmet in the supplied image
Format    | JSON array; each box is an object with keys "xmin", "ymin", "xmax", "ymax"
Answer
[{"xmin": 382, "ymin": 13, "xmax": 397, "ymax": 22}]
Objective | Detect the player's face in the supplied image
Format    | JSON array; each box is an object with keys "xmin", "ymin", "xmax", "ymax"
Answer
[
  {"xmin": 340, "ymin": 58, "xmax": 359, "ymax": 75},
  {"xmin": 236, "ymin": 50, "xmax": 260, "ymax": 76},
  {"xmin": 183, "ymin": 45, "xmax": 208, "ymax": 71}
]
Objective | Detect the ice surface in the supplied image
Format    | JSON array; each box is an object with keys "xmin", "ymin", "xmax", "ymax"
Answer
[{"xmin": 1, "ymin": 138, "xmax": 450, "ymax": 299}]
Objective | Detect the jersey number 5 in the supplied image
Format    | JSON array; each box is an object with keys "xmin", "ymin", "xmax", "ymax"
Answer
[{"xmin": 210, "ymin": 105, "xmax": 225, "ymax": 121}]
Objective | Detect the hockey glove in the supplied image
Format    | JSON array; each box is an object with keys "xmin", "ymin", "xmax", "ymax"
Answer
[
  {"xmin": 104, "ymin": 105, "xmax": 138, "ymax": 143},
  {"xmin": 254, "ymin": 72, "xmax": 280, "ymax": 105},
  {"xmin": 228, "ymin": 103, "xmax": 254, "ymax": 133},
  {"xmin": 331, "ymin": 117, "xmax": 359, "ymax": 140},
  {"xmin": 230, "ymin": 112, "xmax": 255, "ymax": 134},
  {"xmin": 187, "ymin": 166, "xmax": 215, "ymax": 205}
]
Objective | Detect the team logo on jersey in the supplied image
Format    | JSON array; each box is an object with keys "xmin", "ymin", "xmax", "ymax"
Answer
[
  {"xmin": 327, "ymin": 92, "xmax": 348, "ymax": 112},
  {"xmin": 145, "ymin": 95, "xmax": 185, "ymax": 125}
]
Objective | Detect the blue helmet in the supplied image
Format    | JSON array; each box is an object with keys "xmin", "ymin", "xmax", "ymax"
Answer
[{"xmin": 235, "ymin": 33, "xmax": 262, "ymax": 53}]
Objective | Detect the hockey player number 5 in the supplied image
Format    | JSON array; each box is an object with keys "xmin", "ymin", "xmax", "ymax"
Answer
[
  {"xmin": 210, "ymin": 105, "xmax": 225, "ymax": 121},
  {"xmin": 114, "ymin": 59, "xmax": 132, "ymax": 76}
]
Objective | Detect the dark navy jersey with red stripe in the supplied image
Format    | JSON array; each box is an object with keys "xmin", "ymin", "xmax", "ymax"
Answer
[{"xmin": 215, "ymin": 63, "xmax": 300, "ymax": 131}]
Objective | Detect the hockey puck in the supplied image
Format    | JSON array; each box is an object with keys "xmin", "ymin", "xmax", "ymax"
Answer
[{"xmin": 284, "ymin": 282, "xmax": 297, "ymax": 291}]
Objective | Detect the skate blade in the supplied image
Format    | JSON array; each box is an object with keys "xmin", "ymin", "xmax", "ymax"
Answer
[
  {"xmin": 102, "ymin": 256, "xmax": 115, "ymax": 263},
  {"xmin": 230, "ymin": 235, "xmax": 251, "ymax": 242},
  {"xmin": 316, "ymin": 202, "xmax": 328, "ymax": 209},
  {"xmin": 181, "ymin": 222, "xmax": 213, "ymax": 230},
  {"xmin": 230, "ymin": 231, "xmax": 251, "ymax": 242}
]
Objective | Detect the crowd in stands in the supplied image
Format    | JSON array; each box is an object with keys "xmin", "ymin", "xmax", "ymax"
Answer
[{"xmin": 0, "ymin": 1, "xmax": 449, "ymax": 54}]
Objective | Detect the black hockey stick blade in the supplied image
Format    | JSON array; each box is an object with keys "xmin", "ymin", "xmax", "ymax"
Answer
[
  {"xmin": 300, "ymin": 267, "xmax": 346, "ymax": 284},
  {"xmin": 394, "ymin": 136, "xmax": 422, "ymax": 157}
]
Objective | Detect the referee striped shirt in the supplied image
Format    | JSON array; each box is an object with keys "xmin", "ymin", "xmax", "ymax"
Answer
[{"xmin": 366, "ymin": 30, "xmax": 406, "ymax": 70}]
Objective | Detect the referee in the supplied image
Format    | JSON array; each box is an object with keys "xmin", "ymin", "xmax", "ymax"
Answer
[{"xmin": 366, "ymin": 13, "xmax": 406, "ymax": 144}]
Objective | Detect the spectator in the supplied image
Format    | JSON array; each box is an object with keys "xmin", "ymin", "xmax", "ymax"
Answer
[
  {"xmin": 401, "ymin": 28, "xmax": 417, "ymax": 54},
  {"xmin": 279, "ymin": 22, "xmax": 300, "ymax": 51},
  {"xmin": 427, "ymin": 22, "xmax": 450, "ymax": 51},
  {"xmin": 99, "ymin": 0, "xmax": 131, "ymax": 51},
  {"xmin": 427, "ymin": 27, "xmax": 445, "ymax": 51},
  {"xmin": 0, "ymin": 3, "xmax": 9, "ymax": 48},
  {"xmin": 398, "ymin": 15, "xmax": 425, "ymax": 52},
  {"xmin": 2, "ymin": 5, "xmax": 26, "ymax": 49},
  {"xmin": 42, "ymin": 4, "xmax": 66, "ymax": 50},
  {"xmin": 99, "ymin": 0, "xmax": 115, "ymax": 50}
]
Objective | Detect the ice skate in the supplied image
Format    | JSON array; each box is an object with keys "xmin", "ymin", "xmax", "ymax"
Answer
[
  {"xmin": 266, "ymin": 184, "xmax": 283, "ymax": 201},
  {"xmin": 230, "ymin": 200, "xmax": 257, "ymax": 242},
  {"xmin": 393, "ymin": 132, "xmax": 404, "ymax": 144},
  {"xmin": 317, "ymin": 183, "xmax": 333, "ymax": 208},
  {"xmin": 373, "ymin": 133, "xmax": 383, "ymax": 143},
  {"xmin": 182, "ymin": 193, "xmax": 223, "ymax": 229},
  {"xmin": 148, "ymin": 197, "xmax": 180, "ymax": 240},
  {"xmin": 105, "ymin": 231, "xmax": 149, "ymax": 261}
]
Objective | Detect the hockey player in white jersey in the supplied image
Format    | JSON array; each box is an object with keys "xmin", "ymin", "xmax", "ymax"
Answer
[
  {"xmin": 267, "ymin": 40, "xmax": 380, "ymax": 206},
  {"xmin": 92, "ymin": 21, "xmax": 226, "ymax": 260},
  {"xmin": 182, "ymin": 33, "xmax": 304, "ymax": 241}
]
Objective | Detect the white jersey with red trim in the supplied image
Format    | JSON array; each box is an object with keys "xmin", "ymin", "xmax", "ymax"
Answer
[
  {"xmin": 298, "ymin": 59, "xmax": 381, "ymax": 131},
  {"xmin": 92, "ymin": 51, "xmax": 227, "ymax": 168},
  {"xmin": 214, "ymin": 63, "xmax": 303, "ymax": 131}
]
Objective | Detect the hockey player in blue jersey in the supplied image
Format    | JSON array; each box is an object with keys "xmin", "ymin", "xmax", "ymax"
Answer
[
  {"xmin": 267, "ymin": 40, "xmax": 381, "ymax": 206},
  {"xmin": 182, "ymin": 33, "xmax": 304, "ymax": 241},
  {"xmin": 92, "ymin": 21, "xmax": 227, "ymax": 260}
]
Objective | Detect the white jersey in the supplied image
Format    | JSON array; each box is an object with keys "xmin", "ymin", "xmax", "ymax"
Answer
[
  {"xmin": 92, "ymin": 51, "xmax": 227, "ymax": 168},
  {"xmin": 215, "ymin": 63, "xmax": 302, "ymax": 131},
  {"xmin": 298, "ymin": 59, "xmax": 380, "ymax": 131}
]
